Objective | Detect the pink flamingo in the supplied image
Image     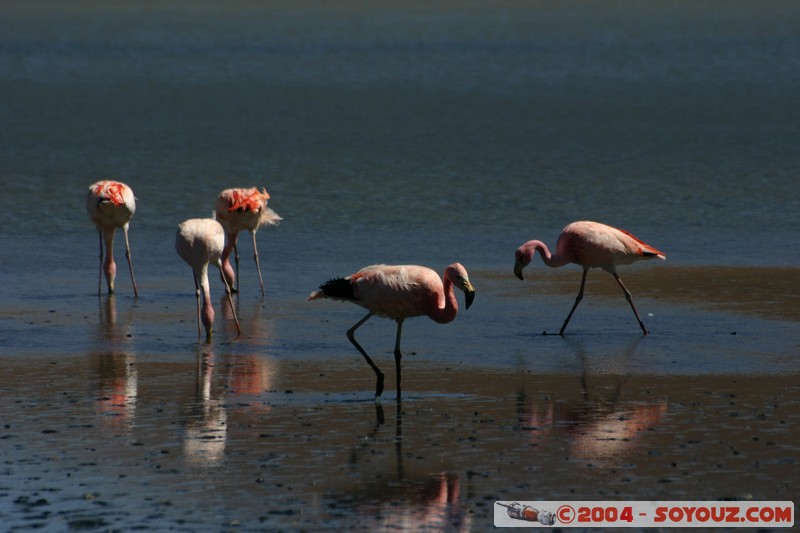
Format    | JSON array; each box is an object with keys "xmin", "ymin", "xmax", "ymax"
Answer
[
  {"xmin": 308, "ymin": 263, "xmax": 476, "ymax": 400},
  {"xmin": 214, "ymin": 187, "xmax": 281, "ymax": 295},
  {"xmin": 176, "ymin": 218, "xmax": 241, "ymax": 342},
  {"xmin": 86, "ymin": 180, "xmax": 138, "ymax": 297},
  {"xmin": 514, "ymin": 220, "xmax": 665, "ymax": 335}
]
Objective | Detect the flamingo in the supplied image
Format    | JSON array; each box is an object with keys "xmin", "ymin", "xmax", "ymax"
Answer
[
  {"xmin": 514, "ymin": 220, "xmax": 665, "ymax": 335},
  {"xmin": 86, "ymin": 180, "xmax": 139, "ymax": 297},
  {"xmin": 214, "ymin": 187, "xmax": 282, "ymax": 295},
  {"xmin": 308, "ymin": 263, "xmax": 476, "ymax": 400},
  {"xmin": 175, "ymin": 218, "xmax": 241, "ymax": 342}
]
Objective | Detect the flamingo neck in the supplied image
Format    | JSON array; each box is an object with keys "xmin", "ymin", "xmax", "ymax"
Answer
[
  {"xmin": 102, "ymin": 228, "xmax": 117, "ymax": 290},
  {"xmin": 198, "ymin": 267, "xmax": 215, "ymax": 334},
  {"xmin": 529, "ymin": 240, "xmax": 570, "ymax": 269},
  {"xmin": 427, "ymin": 276, "xmax": 458, "ymax": 324}
]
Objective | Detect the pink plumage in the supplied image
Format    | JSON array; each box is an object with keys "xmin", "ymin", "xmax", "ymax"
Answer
[
  {"xmin": 176, "ymin": 218, "xmax": 241, "ymax": 342},
  {"xmin": 308, "ymin": 263, "xmax": 476, "ymax": 400},
  {"xmin": 86, "ymin": 180, "xmax": 138, "ymax": 297},
  {"xmin": 514, "ymin": 220, "xmax": 665, "ymax": 334},
  {"xmin": 214, "ymin": 187, "xmax": 281, "ymax": 295}
]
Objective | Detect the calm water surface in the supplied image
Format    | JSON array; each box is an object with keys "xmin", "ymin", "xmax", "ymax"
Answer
[{"xmin": 1, "ymin": 1, "xmax": 798, "ymax": 530}]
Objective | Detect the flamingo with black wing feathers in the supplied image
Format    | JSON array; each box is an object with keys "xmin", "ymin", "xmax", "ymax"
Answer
[{"xmin": 309, "ymin": 263, "xmax": 475, "ymax": 400}]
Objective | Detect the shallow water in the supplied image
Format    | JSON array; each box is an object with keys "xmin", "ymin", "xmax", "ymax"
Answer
[
  {"xmin": 1, "ymin": 0, "xmax": 799, "ymax": 530},
  {"xmin": 2, "ymin": 351, "xmax": 799, "ymax": 531}
]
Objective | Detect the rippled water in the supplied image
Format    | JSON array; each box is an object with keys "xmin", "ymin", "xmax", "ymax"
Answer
[{"xmin": 1, "ymin": 1, "xmax": 798, "ymax": 530}]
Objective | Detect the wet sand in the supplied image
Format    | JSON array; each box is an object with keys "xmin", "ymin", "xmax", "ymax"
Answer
[
  {"xmin": 1, "ymin": 360, "xmax": 797, "ymax": 531},
  {"xmin": 1, "ymin": 267, "xmax": 798, "ymax": 531}
]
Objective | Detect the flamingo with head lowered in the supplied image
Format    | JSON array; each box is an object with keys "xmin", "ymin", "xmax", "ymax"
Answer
[
  {"xmin": 514, "ymin": 220, "xmax": 665, "ymax": 335},
  {"xmin": 308, "ymin": 263, "xmax": 476, "ymax": 400},
  {"xmin": 86, "ymin": 180, "xmax": 139, "ymax": 297},
  {"xmin": 176, "ymin": 218, "xmax": 241, "ymax": 342},
  {"xmin": 214, "ymin": 187, "xmax": 281, "ymax": 295}
]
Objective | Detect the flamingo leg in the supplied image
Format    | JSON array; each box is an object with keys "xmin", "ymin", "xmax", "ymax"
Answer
[
  {"xmin": 233, "ymin": 240, "xmax": 240, "ymax": 293},
  {"xmin": 96, "ymin": 229, "xmax": 104, "ymax": 297},
  {"xmin": 346, "ymin": 312, "xmax": 385, "ymax": 398},
  {"xmin": 560, "ymin": 269, "xmax": 588, "ymax": 335},
  {"xmin": 122, "ymin": 225, "xmax": 138, "ymax": 298},
  {"xmin": 216, "ymin": 259, "xmax": 241, "ymax": 335},
  {"xmin": 192, "ymin": 272, "xmax": 202, "ymax": 337},
  {"xmin": 613, "ymin": 274, "xmax": 648, "ymax": 335},
  {"xmin": 394, "ymin": 319, "xmax": 404, "ymax": 401},
  {"xmin": 251, "ymin": 230, "xmax": 265, "ymax": 296}
]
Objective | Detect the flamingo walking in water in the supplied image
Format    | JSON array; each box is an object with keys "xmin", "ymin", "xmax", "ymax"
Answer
[
  {"xmin": 214, "ymin": 187, "xmax": 281, "ymax": 295},
  {"xmin": 308, "ymin": 263, "xmax": 476, "ymax": 400},
  {"xmin": 514, "ymin": 221, "xmax": 665, "ymax": 335},
  {"xmin": 86, "ymin": 180, "xmax": 139, "ymax": 297},
  {"xmin": 176, "ymin": 218, "xmax": 241, "ymax": 342}
]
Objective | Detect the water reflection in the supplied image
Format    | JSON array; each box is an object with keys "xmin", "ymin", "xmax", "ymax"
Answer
[
  {"xmin": 91, "ymin": 296, "xmax": 138, "ymax": 432},
  {"xmin": 90, "ymin": 351, "xmax": 138, "ymax": 432},
  {"xmin": 218, "ymin": 293, "xmax": 278, "ymax": 346},
  {"xmin": 223, "ymin": 297, "xmax": 278, "ymax": 405},
  {"xmin": 345, "ymin": 404, "xmax": 472, "ymax": 531},
  {"xmin": 182, "ymin": 346, "xmax": 227, "ymax": 467},
  {"xmin": 95, "ymin": 294, "xmax": 135, "ymax": 343},
  {"xmin": 217, "ymin": 295, "xmax": 277, "ymax": 411},
  {"xmin": 349, "ymin": 471, "xmax": 470, "ymax": 532},
  {"xmin": 518, "ymin": 337, "xmax": 668, "ymax": 466},
  {"xmin": 98, "ymin": 295, "xmax": 117, "ymax": 332},
  {"xmin": 180, "ymin": 347, "xmax": 278, "ymax": 466},
  {"xmin": 224, "ymin": 354, "xmax": 276, "ymax": 405}
]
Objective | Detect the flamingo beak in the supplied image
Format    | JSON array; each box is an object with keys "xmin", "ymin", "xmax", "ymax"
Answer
[
  {"xmin": 514, "ymin": 260, "xmax": 524, "ymax": 280},
  {"xmin": 463, "ymin": 281, "xmax": 476, "ymax": 310}
]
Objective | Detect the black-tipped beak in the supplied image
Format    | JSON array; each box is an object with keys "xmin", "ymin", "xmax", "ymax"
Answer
[
  {"xmin": 514, "ymin": 260, "xmax": 524, "ymax": 280},
  {"xmin": 463, "ymin": 281, "xmax": 476, "ymax": 310}
]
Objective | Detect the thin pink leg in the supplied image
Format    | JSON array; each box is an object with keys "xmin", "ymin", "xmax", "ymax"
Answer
[
  {"xmin": 252, "ymin": 231, "xmax": 265, "ymax": 295},
  {"xmin": 216, "ymin": 259, "xmax": 241, "ymax": 335},
  {"xmin": 123, "ymin": 225, "xmax": 138, "ymax": 298},
  {"xmin": 96, "ymin": 230, "xmax": 103, "ymax": 297}
]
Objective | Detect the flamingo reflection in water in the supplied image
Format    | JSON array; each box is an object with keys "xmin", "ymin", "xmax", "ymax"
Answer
[
  {"xmin": 344, "ymin": 405, "xmax": 472, "ymax": 531},
  {"xmin": 182, "ymin": 348, "xmax": 277, "ymax": 466},
  {"xmin": 92, "ymin": 295, "xmax": 138, "ymax": 432},
  {"xmin": 218, "ymin": 297, "xmax": 278, "ymax": 406},
  {"xmin": 342, "ymin": 470, "xmax": 472, "ymax": 531},
  {"xmin": 225, "ymin": 355, "xmax": 276, "ymax": 397},
  {"xmin": 182, "ymin": 347, "xmax": 227, "ymax": 467},
  {"xmin": 523, "ymin": 396, "xmax": 668, "ymax": 465},
  {"xmin": 91, "ymin": 351, "xmax": 138, "ymax": 433},
  {"xmin": 355, "ymin": 472, "xmax": 470, "ymax": 532},
  {"xmin": 519, "ymin": 339, "xmax": 668, "ymax": 466}
]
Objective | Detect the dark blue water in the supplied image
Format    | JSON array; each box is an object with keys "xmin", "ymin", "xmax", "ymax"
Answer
[{"xmin": 1, "ymin": 1, "xmax": 798, "ymax": 530}]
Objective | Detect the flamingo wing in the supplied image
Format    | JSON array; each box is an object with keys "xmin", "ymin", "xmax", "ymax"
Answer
[
  {"xmin": 349, "ymin": 265, "xmax": 443, "ymax": 319},
  {"xmin": 614, "ymin": 227, "xmax": 666, "ymax": 259},
  {"xmin": 560, "ymin": 221, "xmax": 664, "ymax": 269}
]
